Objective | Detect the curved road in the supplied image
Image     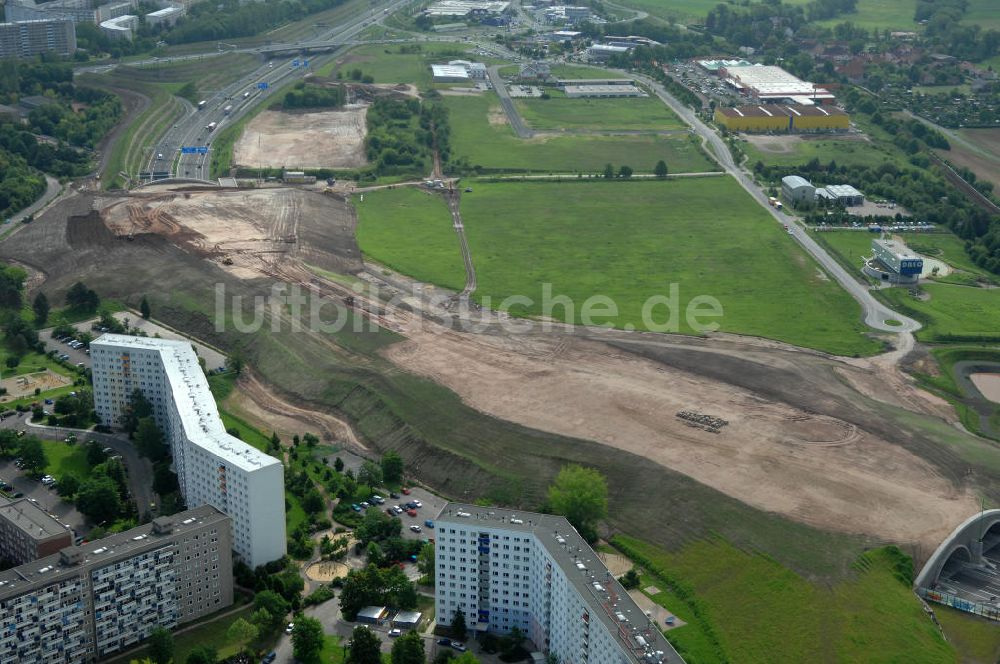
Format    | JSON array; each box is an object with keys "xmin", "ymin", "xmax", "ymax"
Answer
[{"xmin": 628, "ymin": 70, "xmax": 921, "ymax": 334}]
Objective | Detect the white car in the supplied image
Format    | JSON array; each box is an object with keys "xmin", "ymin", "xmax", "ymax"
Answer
[
  {"xmin": 413, "ymin": 500, "xmax": 423, "ymax": 508},
  {"xmin": 410, "ymin": 525, "xmax": 422, "ymax": 533},
  {"xmin": 388, "ymin": 628, "xmax": 402, "ymax": 637},
  {"xmin": 285, "ymin": 622, "xmax": 294, "ymax": 634}
]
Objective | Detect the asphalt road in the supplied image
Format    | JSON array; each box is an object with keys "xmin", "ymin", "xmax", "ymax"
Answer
[
  {"xmin": 627, "ymin": 70, "xmax": 921, "ymax": 335},
  {"xmin": 7, "ymin": 175, "xmax": 62, "ymax": 225},
  {"xmin": 487, "ymin": 65, "xmax": 533, "ymax": 139},
  {"xmin": 126, "ymin": 0, "xmax": 415, "ymax": 184}
]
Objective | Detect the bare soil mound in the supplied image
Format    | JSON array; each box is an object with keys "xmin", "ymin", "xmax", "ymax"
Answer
[{"xmin": 234, "ymin": 107, "xmax": 369, "ymax": 169}]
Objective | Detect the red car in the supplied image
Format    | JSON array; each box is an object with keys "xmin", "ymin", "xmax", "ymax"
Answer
[
  {"xmin": 406, "ymin": 508, "xmax": 417, "ymax": 517},
  {"xmin": 401, "ymin": 488, "xmax": 411, "ymax": 495}
]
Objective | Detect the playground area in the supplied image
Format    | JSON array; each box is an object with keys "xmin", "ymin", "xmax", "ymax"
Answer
[{"xmin": 0, "ymin": 370, "xmax": 72, "ymax": 401}]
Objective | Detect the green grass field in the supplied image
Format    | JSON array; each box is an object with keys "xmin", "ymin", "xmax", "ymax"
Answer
[
  {"xmin": 444, "ymin": 95, "xmax": 716, "ymax": 173},
  {"xmin": 615, "ymin": 536, "xmax": 955, "ymax": 664},
  {"xmin": 318, "ymin": 42, "xmax": 478, "ymax": 86},
  {"xmin": 937, "ymin": 605, "xmax": 1000, "ymax": 662},
  {"xmin": 355, "ymin": 187, "xmax": 466, "ymax": 290},
  {"xmin": 814, "ymin": 0, "xmax": 919, "ymax": 29},
  {"xmin": 515, "ymin": 91, "xmax": 686, "ymax": 131},
  {"xmin": 742, "ymin": 136, "xmax": 909, "ymax": 170},
  {"xmin": 964, "ymin": 0, "xmax": 1000, "ymax": 30},
  {"xmin": 456, "ymin": 179, "xmax": 881, "ymax": 355},
  {"xmin": 881, "ymin": 283, "xmax": 1000, "ymax": 341},
  {"xmin": 41, "ymin": 440, "xmax": 90, "ymax": 479}
]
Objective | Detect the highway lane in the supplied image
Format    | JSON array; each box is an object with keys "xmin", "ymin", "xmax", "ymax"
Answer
[
  {"xmin": 158, "ymin": 0, "xmax": 415, "ymax": 181},
  {"xmin": 627, "ymin": 69, "xmax": 921, "ymax": 335}
]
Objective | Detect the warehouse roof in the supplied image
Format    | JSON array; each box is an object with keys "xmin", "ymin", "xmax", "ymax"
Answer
[
  {"xmin": 721, "ymin": 64, "xmax": 834, "ymax": 99},
  {"xmin": 430, "ymin": 64, "xmax": 470, "ymax": 79},
  {"xmin": 563, "ymin": 84, "xmax": 644, "ymax": 96},
  {"xmin": 716, "ymin": 104, "xmax": 847, "ymax": 118},
  {"xmin": 782, "ymin": 175, "xmax": 813, "ymax": 189},
  {"xmin": 825, "ymin": 184, "xmax": 863, "ymax": 198}
]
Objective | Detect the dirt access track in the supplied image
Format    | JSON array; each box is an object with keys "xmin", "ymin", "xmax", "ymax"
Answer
[
  {"xmin": 233, "ymin": 106, "xmax": 369, "ymax": 170},
  {"xmin": 4, "ymin": 186, "xmax": 988, "ymax": 558}
]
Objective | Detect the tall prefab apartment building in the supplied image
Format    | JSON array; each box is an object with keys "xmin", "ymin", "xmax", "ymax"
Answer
[
  {"xmin": 435, "ymin": 504, "xmax": 683, "ymax": 664},
  {"xmin": 0, "ymin": 505, "xmax": 233, "ymax": 663},
  {"xmin": 91, "ymin": 334, "xmax": 285, "ymax": 568}
]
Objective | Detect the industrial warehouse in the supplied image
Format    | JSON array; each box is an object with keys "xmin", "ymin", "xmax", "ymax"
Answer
[
  {"xmin": 864, "ymin": 238, "xmax": 925, "ymax": 285},
  {"xmin": 718, "ymin": 64, "xmax": 836, "ymax": 104},
  {"xmin": 714, "ymin": 104, "xmax": 849, "ymax": 133}
]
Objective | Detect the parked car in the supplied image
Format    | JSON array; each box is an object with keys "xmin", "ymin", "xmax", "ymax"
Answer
[
  {"xmin": 451, "ymin": 642, "xmax": 467, "ymax": 652},
  {"xmin": 392, "ymin": 506, "xmax": 404, "ymax": 515},
  {"xmin": 263, "ymin": 653, "xmax": 276, "ymax": 664},
  {"xmin": 437, "ymin": 639, "xmax": 451, "ymax": 646},
  {"xmin": 385, "ymin": 508, "xmax": 395, "ymax": 516},
  {"xmin": 285, "ymin": 623, "xmax": 294, "ymax": 634},
  {"xmin": 410, "ymin": 525, "xmax": 421, "ymax": 533},
  {"xmin": 424, "ymin": 520, "xmax": 434, "ymax": 529},
  {"xmin": 351, "ymin": 504, "xmax": 361, "ymax": 512},
  {"xmin": 413, "ymin": 500, "xmax": 423, "ymax": 508},
  {"xmin": 359, "ymin": 501, "xmax": 370, "ymax": 509},
  {"xmin": 406, "ymin": 508, "xmax": 417, "ymax": 517},
  {"xmin": 389, "ymin": 492, "xmax": 400, "ymax": 499},
  {"xmin": 388, "ymin": 628, "xmax": 402, "ymax": 637},
  {"xmin": 401, "ymin": 488, "xmax": 411, "ymax": 495}
]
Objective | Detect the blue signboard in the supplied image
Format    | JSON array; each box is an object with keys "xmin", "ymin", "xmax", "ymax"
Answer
[
  {"xmin": 258, "ymin": 82, "xmax": 269, "ymax": 90},
  {"xmin": 303, "ymin": 60, "xmax": 309, "ymax": 67},
  {"xmin": 182, "ymin": 146, "xmax": 209, "ymax": 154},
  {"xmin": 292, "ymin": 59, "xmax": 300, "ymax": 67}
]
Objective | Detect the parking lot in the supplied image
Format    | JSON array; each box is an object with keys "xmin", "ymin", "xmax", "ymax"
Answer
[
  {"xmin": 39, "ymin": 311, "xmax": 227, "ymax": 373},
  {"xmin": 0, "ymin": 456, "xmax": 87, "ymax": 540},
  {"xmin": 333, "ymin": 449, "xmax": 448, "ymax": 542}
]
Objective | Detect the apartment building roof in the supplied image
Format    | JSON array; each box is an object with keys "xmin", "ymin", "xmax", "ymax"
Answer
[
  {"xmin": 437, "ymin": 503, "xmax": 680, "ymax": 664},
  {"xmin": 0, "ymin": 496, "xmax": 71, "ymax": 541},
  {"xmin": 0, "ymin": 505, "xmax": 228, "ymax": 600},
  {"xmin": 92, "ymin": 334, "xmax": 281, "ymax": 473}
]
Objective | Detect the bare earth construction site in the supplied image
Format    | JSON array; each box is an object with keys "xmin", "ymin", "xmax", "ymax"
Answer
[
  {"xmin": 233, "ymin": 107, "xmax": 369, "ymax": 170},
  {"xmin": 5, "ymin": 185, "xmax": 988, "ymax": 562}
]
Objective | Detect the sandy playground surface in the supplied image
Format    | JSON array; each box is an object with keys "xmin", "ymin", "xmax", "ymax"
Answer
[
  {"xmin": 1, "ymin": 370, "xmax": 72, "ymax": 401},
  {"xmin": 234, "ymin": 107, "xmax": 369, "ymax": 170},
  {"xmin": 306, "ymin": 560, "xmax": 350, "ymax": 582}
]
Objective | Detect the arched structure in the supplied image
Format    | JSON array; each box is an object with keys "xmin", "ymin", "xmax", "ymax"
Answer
[{"xmin": 915, "ymin": 509, "xmax": 1000, "ymax": 622}]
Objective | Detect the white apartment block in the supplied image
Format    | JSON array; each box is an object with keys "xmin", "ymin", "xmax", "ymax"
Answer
[
  {"xmin": 435, "ymin": 504, "xmax": 683, "ymax": 664},
  {"xmin": 0, "ymin": 505, "xmax": 233, "ymax": 664},
  {"xmin": 91, "ymin": 334, "xmax": 285, "ymax": 568}
]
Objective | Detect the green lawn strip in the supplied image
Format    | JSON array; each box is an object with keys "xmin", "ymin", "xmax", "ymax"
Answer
[
  {"xmin": 444, "ymin": 94, "xmax": 715, "ymax": 174},
  {"xmin": 354, "ymin": 188, "xmax": 466, "ymax": 291},
  {"xmin": 459, "ymin": 178, "xmax": 881, "ymax": 356},
  {"xmin": 635, "ymin": 572, "xmax": 722, "ymax": 663},
  {"xmin": 880, "ymin": 283, "xmax": 1000, "ymax": 342},
  {"xmin": 317, "ymin": 42, "xmax": 478, "ymax": 85},
  {"xmin": 514, "ymin": 91, "xmax": 685, "ymax": 131},
  {"xmin": 613, "ymin": 535, "xmax": 954, "ymax": 664},
  {"xmin": 741, "ymin": 136, "xmax": 909, "ymax": 170}
]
